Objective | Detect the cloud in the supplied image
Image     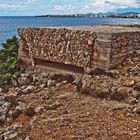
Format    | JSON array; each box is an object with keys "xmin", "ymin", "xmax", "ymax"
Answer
[
  {"xmin": 53, "ymin": 4, "xmax": 74, "ymax": 11},
  {"xmin": 26, "ymin": 0, "xmax": 38, "ymax": 4},
  {"xmin": 0, "ymin": 0, "xmax": 38, "ymax": 9},
  {"xmin": 81, "ymin": 0, "xmax": 140, "ymax": 13},
  {"xmin": 0, "ymin": 0, "xmax": 140, "ymax": 15}
]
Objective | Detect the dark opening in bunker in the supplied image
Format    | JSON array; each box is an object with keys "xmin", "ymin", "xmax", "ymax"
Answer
[{"xmin": 34, "ymin": 58, "xmax": 84, "ymax": 74}]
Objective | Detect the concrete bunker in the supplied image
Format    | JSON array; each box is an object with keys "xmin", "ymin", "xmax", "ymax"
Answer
[{"xmin": 18, "ymin": 26, "xmax": 140, "ymax": 71}]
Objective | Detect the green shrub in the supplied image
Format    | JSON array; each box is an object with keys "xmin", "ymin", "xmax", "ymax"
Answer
[{"xmin": 0, "ymin": 36, "xmax": 21, "ymax": 87}]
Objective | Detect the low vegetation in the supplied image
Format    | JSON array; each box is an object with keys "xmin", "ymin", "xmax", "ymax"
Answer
[{"xmin": 0, "ymin": 36, "xmax": 21, "ymax": 87}]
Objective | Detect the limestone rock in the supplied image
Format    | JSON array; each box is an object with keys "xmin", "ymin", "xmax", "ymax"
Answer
[
  {"xmin": 18, "ymin": 77, "xmax": 30, "ymax": 86},
  {"xmin": 37, "ymin": 90, "xmax": 54, "ymax": 100},
  {"xmin": 0, "ymin": 123, "xmax": 23, "ymax": 140},
  {"xmin": 0, "ymin": 93, "xmax": 12, "ymax": 125},
  {"xmin": 39, "ymin": 84, "xmax": 46, "ymax": 89},
  {"xmin": 133, "ymin": 106, "xmax": 140, "ymax": 114},
  {"xmin": 35, "ymin": 106, "xmax": 44, "ymax": 113},
  {"xmin": 125, "ymin": 79, "xmax": 135, "ymax": 87},
  {"xmin": 16, "ymin": 102, "xmax": 27, "ymax": 112},
  {"xmin": 132, "ymin": 90, "xmax": 140, "ymax": 98},
  {"xmin": 11, "ymin": 79, "xmax": 18, "ymax": 87},
  {"xmin": 57, "ymin": 92, "xmax": 72, "ymax": 100},
  {"xmin": 47, "ymin": 79, "xmax": 56, "ymax": 87},
  {"xmin": 117, "ymin": 86, "xmax": 132, "ymax": 94},
  {"xmin": 88, "ymin": 40, "xmax": 93, "ymax": 45},
  {"xmin": 46, "ymin": 101, "xmax": 62, "ymax": 110},
  {"xmin": 22, "ymin": 86, "xmax": 36, "ymax": 94},
  {"xmin": 134, "ymin": 82, "xmax": 140, "ymax": 91},
  {"xmin": 0, "ymin": 88, "xmax": 4, "ymax": 93}
]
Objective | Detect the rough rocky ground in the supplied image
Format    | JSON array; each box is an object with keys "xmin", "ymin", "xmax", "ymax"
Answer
[{"xmin": 1, "ymin": 50, "xmax": 140, "ymax": 140}]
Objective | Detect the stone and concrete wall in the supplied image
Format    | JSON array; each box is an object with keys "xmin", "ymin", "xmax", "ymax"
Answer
[
  {"xmin": 110, "ymin": 32, "xmax": 140, "ymax": 68},
  {"xmin": 18, "ymin": 26, "xmax": 140, "ymax": 70}
]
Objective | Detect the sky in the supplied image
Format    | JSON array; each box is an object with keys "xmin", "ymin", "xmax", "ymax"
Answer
[{"xmin": 0, "ymin": 0, "xmax": 140, "ymax": 16}]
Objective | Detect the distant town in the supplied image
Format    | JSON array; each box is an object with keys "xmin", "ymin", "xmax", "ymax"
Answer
[{"xmin": 36, "ymin": 12, "xmax": 140, "ymax": 18}]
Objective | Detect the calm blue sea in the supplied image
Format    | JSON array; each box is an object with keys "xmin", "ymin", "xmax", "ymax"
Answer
[{"xmin": 0, "ymin": 16, "xmax": 140, "ymax": 48}]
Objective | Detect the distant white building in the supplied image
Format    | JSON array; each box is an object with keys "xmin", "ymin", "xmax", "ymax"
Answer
[{"xmin": 137, "ymin": 14, "xmax": 140, "ymax": 18}]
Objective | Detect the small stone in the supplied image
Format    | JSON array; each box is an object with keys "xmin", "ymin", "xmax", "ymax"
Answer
[
  {"xmin": 47, "ymin": 101, "xmax": 61, "ymax": 110},
  {"xmin": 22, "ymin": 86, "xmax": 36, "ymax": 94},
  {"xmin": 25, "ymin": 107, "xmax": 35, "ymax": 117},
  {"xmin": 21, "ymin": 85, "xmax": 27, "ymax": 90},
  {"xmin": 88, "ymin": 40, "xmax": 93, "ymax": 45},
  {"xmin": 25, "ymin": 136, "xmax": 31, "ymax": 140},
  {"xmin": 20, "ymin": 73, "xmax": 30, "ymax": 78},
  {"xmin": 11, "ymin": 109, "xmax": 22, "ymax": 119},
  {"xmin": 129, "ymin": 97, "xmax": 137, "ymax": 104},
  {"xmin": 125, "ymin": 80, "xmax": 135, "ymax": 87},
  {"xmin": 132, "ymin": 90, "xmax": 140, "ymax": 98},
  {"xmin": 133, "ymin": 106, "xmax": 140, "ymax": 114},
  {"xmin": 18, "ymin": 77, "xmax": 30, "ymax": 86},
  {"xmin": 61, "ymin": 80, "xmax": 67, "ymax": 84},
  {"xmin": 134, "ymin": 82, "xmax": 140, "ymax": 91},
  {"xmin": 11, "ymin": 79, "xmax": 18, "ymax": 87},
  {"xmin": 117, "ymin": 86, "xmax": 132, "ymax": 94},
  {"xmin": 38, "ymin": 90, "xmax": 54, "ymax": 100},
  {"xmin": 132, "ymin": 128, "xmax": 137, "ymax": 131},
  {"xmin": 0, "ymin": 88, "xmax": 4, "ymax": 93},
  {"xmin": 39, "ymin": 84, "xmax": 46, "ymax": 89},
  {"xmin": 0, "ymin": 115, "xmax": 6, "ymax": 125},
  {"xmin": 16, "ymin": 102, "xmax": 27, "ymax": 112},
  {"xmin": 82, "ymin": 74, "xmax": 92, "ymax": 88},
  {"xmin": 47, "ymin": 79, "xmax": 56, "ymax": 87},
  {"xmin": 35, "ymin": 106, "xmax": 44, "ymax": 113},
  {"xmin": 56, "ymin": 83, "xmax": 62, "ymax": 88},
  {"xmin": 16, "ymin": 88, "xmax": 23, "ymax": 96},
  {"xmin": 57, "ymin": 92, "xmax": 72, "ymax": 100},
  {"xmin": 8, "ymin": 133, "xmax": 18, "ymax": 139},
  {"xmin": 7, "ymin": 87, "xmax": 16, "ymax": 96},
  {"xmin": 110, "ymin": 87, "xmax": 132, "ymax": 101}
]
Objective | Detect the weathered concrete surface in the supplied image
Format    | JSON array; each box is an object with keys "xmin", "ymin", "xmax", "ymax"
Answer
[{"xmin": 18, "ymin": 25, "xmax": 140, "ymax": 70}]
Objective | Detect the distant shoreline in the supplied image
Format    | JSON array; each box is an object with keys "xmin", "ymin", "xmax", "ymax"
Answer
[
  {"xmin": 35, "ymin": 16, "xmax": 140, "ymax": 19},
  {"xmin": 35, "ymin": 12, "xmax": 140, "ymax": 19}
]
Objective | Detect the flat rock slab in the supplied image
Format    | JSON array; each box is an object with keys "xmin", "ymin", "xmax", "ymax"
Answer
[{"xmin": 47, "ymin": 25, "xmax": 140, "ymax": 33}]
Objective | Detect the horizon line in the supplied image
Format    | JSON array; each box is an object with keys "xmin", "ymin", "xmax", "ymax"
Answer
[{"xmin": 0, "ymin": 11, "xmax": 140, "ymax": 17}]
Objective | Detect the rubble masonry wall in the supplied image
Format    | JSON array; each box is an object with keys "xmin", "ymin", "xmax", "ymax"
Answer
[{"xmin": 18, "ymin": 27, "xmax": 140, "ymax": 70}]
